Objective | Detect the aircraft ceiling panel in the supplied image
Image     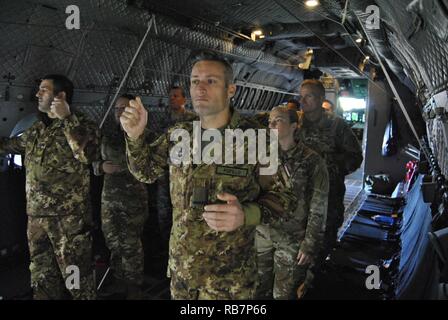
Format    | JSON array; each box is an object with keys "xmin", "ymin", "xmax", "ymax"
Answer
[
  {"xmin": 1, "ymin": 0, "xmax": 447, "ymax": 103},
  {"xmin": 0, "ymin": 0, "xmax": 306, "ymax": 97}
]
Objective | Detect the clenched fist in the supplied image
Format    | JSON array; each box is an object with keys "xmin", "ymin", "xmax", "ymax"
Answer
[
  {"xmin": 120, "ymin": 96, "xmax": 148, "ymax": 140},
  {"xmin": 50, "ymin": 94, "xmax": 71, "ymax": 120}
]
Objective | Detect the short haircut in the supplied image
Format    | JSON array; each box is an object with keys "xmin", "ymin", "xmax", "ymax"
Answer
[
  {"xmin": 322, "ymin": 99, "xmax": 335, "ymax": 109},
  {"xmin": 271, "ymin": 105, "xmax": 299, "ymax": 124},
  {"xmin": 191, "ymin": 50, "xmax": 234, "ymax": 86},
  {"xmin": 119, "ymin": 93, "xmax": 136, "ymax": 101},
  {"xmin": 300, "ymin": 79, "xmax": 325, "ymax": 98},
  {"xmin": 287, "ymin": 98, "xmax": 299, "ymax": 106},
  {"xmin": 170, "ymin": 86, "xmax": 186, "ymax": 98},
  {"xmin": 42, "ymin": 74, "xmax": 74, "ymax": 104}
]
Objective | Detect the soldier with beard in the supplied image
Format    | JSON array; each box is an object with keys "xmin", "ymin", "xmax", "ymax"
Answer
[{"xmin": 0, "ymin": 74, "xmax": 99, "ymax": 299}]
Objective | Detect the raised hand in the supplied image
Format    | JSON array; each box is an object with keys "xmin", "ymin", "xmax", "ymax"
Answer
[
  {"xmin": 50, "ymin": 93, "xmax": 71, "ymax": 120},
  {"xmin": 120, "ymin": 96, "xmax": 148, "ymax": 140}
]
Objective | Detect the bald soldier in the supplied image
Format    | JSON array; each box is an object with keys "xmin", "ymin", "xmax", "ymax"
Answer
[
  {"xmin": 120, "ymin": 50, "xmax": 296, "ymax": 300},
  {"xmin": 0, "ymin": 74, "xmax": 98, "ymax": 299},
  {"xmin": 256, "ymin": 106, "xmax": 329, "ymax": 299},
  {"xmin": 298, "ymin": 79, "xmax": 363, "ymax": 260}
]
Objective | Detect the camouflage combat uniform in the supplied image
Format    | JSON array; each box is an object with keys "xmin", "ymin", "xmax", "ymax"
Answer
[
  {"xmin": 125, "ymin": 109, "xmax": 296, "ymax": 300},
  {"xmin": 149, "ymin": 109, "xmax": 197, "ymax": 243},
  {"xmin": 0, "ymin": 112, "xmax": 99, "ymax": 300},
  {"xmin": 298, "ymin": 111, "xmax": 363, "ymax": 258},
  {"xmin": 255, "ymin": 142, "xmax": 329, "ymax": 299},
  {"xmin": 92, "ymin": 126, "xmax": 148, "ymax": 287}
]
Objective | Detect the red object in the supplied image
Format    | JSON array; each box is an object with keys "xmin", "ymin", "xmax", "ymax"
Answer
[{"xmin": 405, "ymin": 160, "xmax": 418, "ymax": 192}]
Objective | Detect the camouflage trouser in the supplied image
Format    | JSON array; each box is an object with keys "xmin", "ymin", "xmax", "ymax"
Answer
[
  {"xmin": 102, "ymin": 203, "xmax": 147, "ymax": 285},
  {"xmin": 27, "ymin": 215, "xmax": 95, "ymax": 300},
  {"xmin": 156, "ymin": 173, "xmax": 173, "ymax": 244},
  {"xmin": 169, "ymin": 270, "xmax": 256, "ymax": 300},
  {"xmin": 255, "ymin": 226, "xmax": 309, "ymax": 300}
]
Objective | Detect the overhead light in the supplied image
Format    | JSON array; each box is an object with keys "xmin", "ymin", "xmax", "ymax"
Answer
[
  {"xmin": 305, "ymin": 0, "xmax": 319, "ymax": 7},
  {"xmin": 356, "ymin": 37, "xmax": 363, "ymax": 43},
  {"xmin": 251, "ymin": 29, "xmax": 264, "ymax": 41}
]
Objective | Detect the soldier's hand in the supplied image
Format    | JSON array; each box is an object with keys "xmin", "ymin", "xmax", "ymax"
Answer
[
  {"xmin": 50, "ymin": 94, "xmax": 71, "ymax": 120},
  {"xmin": 203, "ymin": 192, "xmax": 245, "ymax": 232},
  {"xmin": 297, "ymin": 250, "xmax": 311, "ymax": 265},
  {"xmin": 102, "ymin": 160, "xmax": 122, "ymax": 174},
  {"xmin": 120, "ymin": 96, "xmax": 147, "ymax": 140}
]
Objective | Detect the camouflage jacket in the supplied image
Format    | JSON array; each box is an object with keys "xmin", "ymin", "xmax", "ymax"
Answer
[
  {"xmin": 125, "ymin": 109, "xmax": 296, "ymax": 288},
  {"xmin": 298, "ymin": 111, "xmax": 363, "ymax": 182},
  {"xmin": 0, "ymin": 112, "xmax": 99, "ymax": 216},
  {"xmin": 260, "ymin": 142, "xmax": 329, "ymax": 256},
  {"xmin": 92, "ymin": 127, "xmax": 147, "ymax": 207},
  {"xmin": 150, "ymin": 108, "xmax": 197, "ymax": 212}
]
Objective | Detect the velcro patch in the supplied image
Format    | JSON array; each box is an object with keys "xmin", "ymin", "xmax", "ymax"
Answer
[{"xmin": 216, "ymin": 166, "xmax": 248, "ymax": 177}]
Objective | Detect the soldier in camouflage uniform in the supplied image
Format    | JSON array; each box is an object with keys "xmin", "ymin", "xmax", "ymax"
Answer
[
  {"xmin": 0, "ymin": 74, "xmax": 99, "ymax": 299},
  {"xmin": 153, "ymin": 86, "xmax": 196, "ymax": 247},
  {"xmin": 92, "ymin": 94, "xmax": 148, "ymax": 299},
  {"xmin": 120, "ymin": 50, "xmax": 296, "ymax": 300},
  {"xmin": 298, "ymin": 79, "xmax": 363, "ymax": 261},
  {"xmin": 255, "ymin": 106, "xmax": 329, "ymax": 300}
]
